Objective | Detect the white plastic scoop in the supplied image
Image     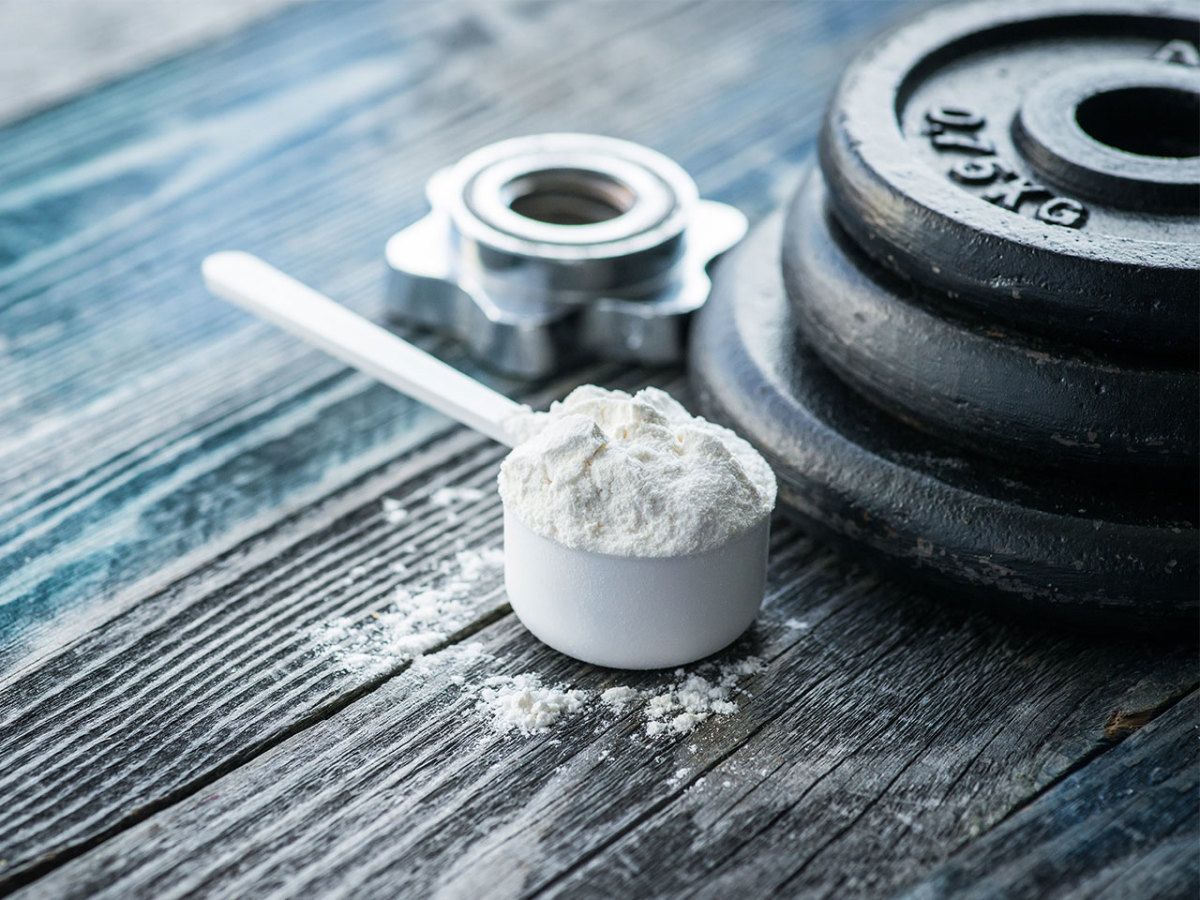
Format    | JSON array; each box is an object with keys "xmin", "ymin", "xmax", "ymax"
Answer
[{"xmin": 202, "ymin": 252, "xmax": 768, "ymax": 669}]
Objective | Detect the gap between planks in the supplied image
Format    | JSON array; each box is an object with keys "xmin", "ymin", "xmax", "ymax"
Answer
[
  {"xmin": 0, "ymin": 364, "xmax": 652, "ymax": 892},
  {"xmin": 14, "ymin": 551, "xmax": 1195, "ymax": 899}
]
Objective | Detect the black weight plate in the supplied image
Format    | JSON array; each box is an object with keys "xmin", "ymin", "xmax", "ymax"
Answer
[
  {"xmin": 783, "ymin": 166, "xmax": 1199, "ymax": 468},
  {"xmin": 820, "ymin": 0, "xmax": 1200, "ymax": 360},
  {"xmin": 689, "ymin": 213, "xmax": 1197, "ymax": 630}
]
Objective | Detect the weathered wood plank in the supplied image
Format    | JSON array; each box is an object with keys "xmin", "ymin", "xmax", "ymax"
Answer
[
  {"xmin": 0, "ymin": 359, "xmax": 644, "ymax": 888},
  {"xmin": 8, "ymin": 1, "xmax": 1192, "ymax": 896},
  {"xmin": 0, "ymin": 0, "xmax": 680, "ymax": 666},
  {"xmin": 0, "ymin": 0, "xmax": 916, "ymax": 886},
  {"xmin": 898, "ymin": 693, "xmax": 1198, "ymax": 900},
  {"xmin": 0, "ymin": 0, "xmax": 893, "ymax": 672},
  {"xmin": 0, "ymin": 0, "xmax": 292, "ymax": 126},
  {"xmin": 534, "ymin": 637, "xmax": 1197, "ymax": 897},
  {"xmin": 14, "ymin": 537, "xmax": 1194, "ymax": 898},
  {"xmin": 0, "ymin": 428, "xmax": 503, "ymax": 887}
]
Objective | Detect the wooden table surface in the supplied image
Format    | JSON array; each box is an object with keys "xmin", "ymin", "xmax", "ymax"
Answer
[{"xmin": 1, "ymin": 2, "xmax": 1196, "ymax": 897}]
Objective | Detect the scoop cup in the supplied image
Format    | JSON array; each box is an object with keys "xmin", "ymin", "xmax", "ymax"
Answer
[
  {"xmin": 202, "ymin": 251, "xmax": 772, "ymax": 670},
  {"xmin": 504, "ymin": 510, "xmax": 769, "ymax": 669}
]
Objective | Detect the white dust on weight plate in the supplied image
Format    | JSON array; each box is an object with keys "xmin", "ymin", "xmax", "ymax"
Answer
[{"xmin": 312, "ymin": 493, "xmax": 765, "ymax": 739}]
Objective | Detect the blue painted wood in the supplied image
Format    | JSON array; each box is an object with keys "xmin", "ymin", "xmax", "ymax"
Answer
[
  {"xmin": 0, "ymin": 0, "xmax": 907, "ymax": 666},
  {"xmin": 5, "ymin": 0, "xmax": 846, "ymax": 663}
]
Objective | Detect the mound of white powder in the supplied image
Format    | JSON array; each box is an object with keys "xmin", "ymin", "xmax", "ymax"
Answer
[
  {"xmin": 498, "ymin": 385, "xmax": 776, "ymax": 557},
  {"xmin": 475, "ymin": 672, "xmax": 588, "ymax": 735}
]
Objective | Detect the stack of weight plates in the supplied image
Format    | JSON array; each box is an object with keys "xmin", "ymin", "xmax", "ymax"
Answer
[{"xmin": 690, "ymin": 0, "xmax": 1199, "ymax": 630}]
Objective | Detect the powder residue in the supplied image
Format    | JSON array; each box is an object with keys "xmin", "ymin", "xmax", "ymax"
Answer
[
  {"xmin": 476, "ymin": 673, "xmax": 588, "ymax": 735},
  {"xmin": 642, "ymin": 657, "xmax": 764, "ymax": 737},
  {"xmin": 313, "ymin": 545, "xmax": 504, "ymax": 674},
  {"xmin": 401, "ymin": 640, "xmax": 764, "ymax": 741},
  {"xmin": 600, "ymin": 685, "xmax": 639, "ymax": 713},
  {"xmin": 425, "ymin": 485, "xmax": 488, "ymax": 524},
  {"xmin": 468, "ymin": 655, "xmax": 761, "ymax": 739},
  {"xmin": 594, "ymin": 656, "xmax": 764, "ymax": 738},
  {"xmin": 498, "ymin": 385, "xmax": 776, "ymax": 557},
  {"xmin": 381, "ymin": 497, "xmax": 408, "ymax": 524},
  {"xmin": 432, "ymin": 485, "xmax": 486, "ymax": 507},
  {"xmin": 409, "ymin": 640, "xmax": 491, "ymax": 684}
]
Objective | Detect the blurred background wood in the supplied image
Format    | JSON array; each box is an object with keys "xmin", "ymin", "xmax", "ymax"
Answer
[{"xmin": 0, "ymin": 0, "xmax": 291, "ymax": 124}]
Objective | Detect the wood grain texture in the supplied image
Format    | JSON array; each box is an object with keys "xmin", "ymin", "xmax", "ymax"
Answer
[
  {"xmin": 12, "ymin": 518, "xmax": 1196, "ymax": 897},
  {"xmin": 899, "ymin": 693, "xmax": 1199, "ymax": 900},
  {"xmin": 0, "ymin": 425, "xmax": 508, "ymax": 888},
  {"xmin": 0, "ymin": 0, "xmax": 293, "ymax": 126},
  {"xmin": 0, "ymin": 358, "xmax": 624, "ymax": 889},
  {"xmin": 0, "ymin": 0, "xmax": 920, "ymax": 890},
  {"xmin": 0, "ymin": 0, "xmax": 888, "ymax": 669},
  {"xmin": 2, "ymin": 1, "xmax": 1195, "ymax": 897}
]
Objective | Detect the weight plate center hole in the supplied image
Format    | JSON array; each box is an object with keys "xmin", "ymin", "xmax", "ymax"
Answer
[
  {"xmin": 1075, "ymin": 86, "xmax": 1200, "ymax": 159},
  {"xmin": 504, "ymin": 168, "xmax": 637, "ymax": 226}
]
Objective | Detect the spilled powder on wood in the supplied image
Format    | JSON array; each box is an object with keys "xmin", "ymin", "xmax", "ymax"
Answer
[
  {"xmin": 403, "ymin": 643, "xmax": 765, "ymax": 741},
  {"xmin": 409, "ymin": 641, "xmax": 491, "ymax": 685},
  {"xmin": 640, "ymin": 657, "xmax": 764, "ymax": 737},
  {"xmin": 311, "ymin": 546, "xmax": 504, "ymax": 675},
  {"xmin": 475, "ymin": 673, "xmax": 589, "ymax": 735},
  {"xmin": 429, "ymin": 485, "xmax": 489, "ymax": 523},
  {"xmin": 600, "ymin": 685, "xmax": 639, "ymax": 713},
  {"xmin": 381, "ymin": 496, "xmax": 409, "ymax": 524},
  {"xmin": 432, "ymin": 486, "xmax": 486, "ymax": 506}
]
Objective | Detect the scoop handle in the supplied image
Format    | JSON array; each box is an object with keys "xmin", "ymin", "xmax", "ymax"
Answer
[{"xmin": 202, "ymin": 251, "xmax": 522, "ymax": 447}]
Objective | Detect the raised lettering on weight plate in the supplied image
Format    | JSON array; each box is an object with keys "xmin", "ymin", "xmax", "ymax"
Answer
[
  {"xmin": 984, "ymin": 177, "xmax": 1051, "ymax": 211},
  {"xmin": 932, "ymin": 132, "xmax": 995, "ymax": 155},
  {"xmin": 1154, "ymin": 39, "xmax": 1200, "ymax": 67},
  {"xmin": 949, "ymin": 158, "xmax": 1011, "ymax": 185},
  {"xmin": 925, "ymin": 106, "xmax": 985, "ymax": 130},
  {"xmin": 925, "ymin": 103, "xmax": 1089, "ymax": 229},
  {"xmin": 1035, "ymin": 198, "xmax": 1087, "ymax": 228}
]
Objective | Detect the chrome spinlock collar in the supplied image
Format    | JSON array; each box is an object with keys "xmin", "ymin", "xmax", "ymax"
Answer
[{"xmin": 384, "ymin": 134, "xmax": 747, "ymax": 378}]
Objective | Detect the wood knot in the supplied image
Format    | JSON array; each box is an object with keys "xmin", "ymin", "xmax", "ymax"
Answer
[{"xmin": 1104, "ymin": 705, "xmax": 1162, "ymax": 741}]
